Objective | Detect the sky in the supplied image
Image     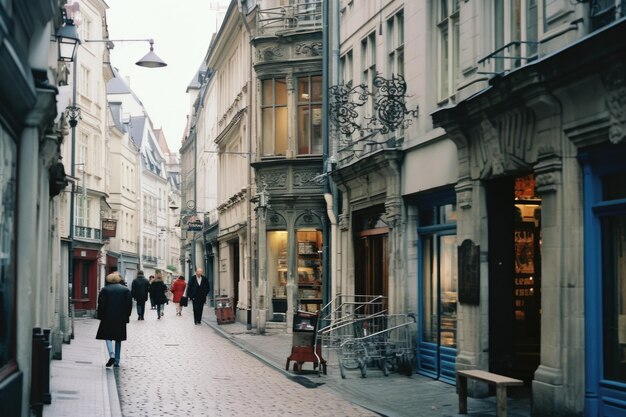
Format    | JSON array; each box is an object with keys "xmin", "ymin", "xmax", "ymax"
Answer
[{"xmin": 105, "ymin": 0, "xmax": 227, "ymax": 152}]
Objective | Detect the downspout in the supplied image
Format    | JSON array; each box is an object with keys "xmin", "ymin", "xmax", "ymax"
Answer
[
  {"xmin": 238, "ymin": 0, "xmax": 254, "ymax": 330},
  {"xmin": 323, "ymin": 0, "xmax": 341, "ymax": 305}
]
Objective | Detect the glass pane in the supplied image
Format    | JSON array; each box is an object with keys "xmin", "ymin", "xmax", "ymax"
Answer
[
  {"xmin": 297, "ymin": 229, "xmax": 323, "ymax": 313},
  {"xmin": 422, "ymin": 236, "xmax": 437, "ymax": 343},
  {"xmin": 298, "ymin": 105, "xmax": 310, "ymax": 154},
  {"xmin": 268, "ymin": 231, "xmax": 288, "ymax": 301},
  {"xmin": 311, "ymin": 105, "xmax": 323, "ymax": 154},
  {"xmin": 440, "ymin": 0, "xmax": 448, "ymax": 21},
  {"xmin": 0, "ymin": 129, "xmax": 17, "ymax": 368},
  {"xmin": 398, "ymin": 13, "xmax": 404, "ymax": 45},
  {"xmin": 262, "ymin": 108, "xmax": 274, "ymax": 156},
  {"xmin": 298, "ymin": 77, "xmax": 310, "ymax": 104},
  {"xmin": 419, "ymin": 207, "xmax": 435, "ymax": 226},
  {"xmin": 276, "ymin": 78, "xmax": 287, "ymax": 105},
  {"xmin": 275, "ymin": 107, "xmax": 288, "ymax": 156},
  {"xmin": 262, "ymin": 79, "xmax": 274, "ymax": 105},
  {"xmin": 440, "ymin": 235, "xmax": 458, "ymax": 347},
  {"xmin": 439, "ymin": 203, "xmax": 457, "ymax": 224},
  {"xmin": 603, "ymin": 173, "xmax": 626, "ymax": 200},
  {"xmin": 311, "ymin": 76, "xmax": 322, "ymax": 101},
  {"xmin": 603, "ymin": 214, "xmax": 626, "ymax": 382},
  {"xmin": 440, "ymin": 27, "xmax": 449, "ymax": 99}
]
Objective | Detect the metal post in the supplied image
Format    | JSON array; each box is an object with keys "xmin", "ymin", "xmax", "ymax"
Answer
[{"xmin": 67, "ymin": 57, "xmax": 78, "ymax": 339}]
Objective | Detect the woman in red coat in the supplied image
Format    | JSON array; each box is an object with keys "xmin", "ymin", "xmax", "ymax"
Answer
[{"xmin": 170, "ymin": 275, "xmax": 187, "ymax": 316}]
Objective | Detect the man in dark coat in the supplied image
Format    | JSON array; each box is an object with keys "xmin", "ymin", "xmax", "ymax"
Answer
[
  {"xmin": 131, "ymin": 270, "xmax": 149, "ymax": 320},
  {"xmin": 96, "ymin": 272, "xmax": 132, "ymax": 367},
  {"xmin": 187, "ymin": 268, "xmax": 210, "ymax": 325}
]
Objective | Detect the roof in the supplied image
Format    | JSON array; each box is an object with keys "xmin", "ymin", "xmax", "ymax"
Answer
[
  {"xmin": 129, "ymin": 116, "xmax": 146, "ymax": 147},
  {"xmin": 106, "ymin": 67, "xmax": 131, "ymax": 94}
]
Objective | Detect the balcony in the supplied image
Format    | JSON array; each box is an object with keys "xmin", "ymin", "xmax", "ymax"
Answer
[
  {"xmin": 74, "ymin": 226, "xmax": 101, "ymax": 241},
  {"xmin": 257, "ymin": 0, "xmax": 322, "ymax": 36},
  {"xmin": 142, "ymin": 255, "xmax": 157, "ymax": 265}
]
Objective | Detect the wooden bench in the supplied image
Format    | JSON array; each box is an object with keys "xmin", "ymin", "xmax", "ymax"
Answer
[{"xmin": 457, "ymin": 369, "xmax": 524, "ymax": 417}]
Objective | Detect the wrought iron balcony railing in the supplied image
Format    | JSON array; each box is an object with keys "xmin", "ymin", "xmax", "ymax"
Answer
[
  {"xmin": 257, "ymin": 0, "xmax": 322, "ymax": 36},
  {"xmin": 74, "ymin": 226, "xmax": 101, "ymax": 241}
]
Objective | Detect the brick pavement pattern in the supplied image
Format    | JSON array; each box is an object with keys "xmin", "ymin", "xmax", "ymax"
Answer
[{"xmin": 116, "ymin": 303, "xmax": 376, "ymax": 417}]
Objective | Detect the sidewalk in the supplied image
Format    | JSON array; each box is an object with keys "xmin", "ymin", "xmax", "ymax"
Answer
[
  {"xmin": 201, "ymin": 309, "xmax": 532, "ymax": 417},
  {"xmin": 43, "ymin": 309, "xmax": 531, "ymax": 417}
]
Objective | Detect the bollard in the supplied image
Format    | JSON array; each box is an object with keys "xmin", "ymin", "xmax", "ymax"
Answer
[
  {"xmin": 30, "ymin": 328, "xmax": 44, "ymax": 417},
  {"xmin": 42, "ymin": 329, "xmax": 52, "ymax": 404}
]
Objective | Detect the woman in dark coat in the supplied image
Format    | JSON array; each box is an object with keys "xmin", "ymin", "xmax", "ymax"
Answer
[
  {"xmin": 149, "ymin": 273, "xmax": 168, "ymax": 319},
  {"xmin": 96, "ymin": 272, "xmax": 132, "ymax": 367}
]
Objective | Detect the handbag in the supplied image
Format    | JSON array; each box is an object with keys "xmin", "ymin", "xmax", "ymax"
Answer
[{"xmin": 180, "ymin": 295, "xmax": 188, "ymax": 307}]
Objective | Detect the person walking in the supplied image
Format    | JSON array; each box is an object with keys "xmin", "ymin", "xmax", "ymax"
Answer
[
  {"xmin": 148, "ymin": 275, "xmax": 155, "ymax": 309},
  {"xmin": 170, "ymin": 275, "xmax": 187, "ymax": 316},
  {"xmin": 149, "ymin": 272, "xmax": 168, "ymax": 319},
  {"xmin": 187, "ymin": 268, "xmax": 210, "ymax": 325},
  {"xmin": 96, "ymin": 272, "xmax": 132, "ymax": 368},
  {"xmin": 130, "ymin": 270, "xmax": 149, "ymax": 320}
]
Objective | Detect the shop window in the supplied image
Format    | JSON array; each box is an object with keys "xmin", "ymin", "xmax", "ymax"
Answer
[
  {"xmin": 268, "ymin": 230, "xmax": 288, "ymax": 321},
  {"xmin": 297, "ymin": 229, "xmax": 323, "ymax": 312},
  {"xmin": 0, "ymin": 128, "xmax": 17, "ymax": 370}
]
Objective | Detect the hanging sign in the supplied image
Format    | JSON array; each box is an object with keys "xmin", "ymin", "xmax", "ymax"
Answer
[
  {"xmin": 458, "ymin": 239, "xmax": 480, "ymax": 305},
  {"xmin": 186, "ymin": 215, "xmax": 203, "ymax": 232},
  {"xmin": 101, "ymin": 219, "xmax": 117, "ymax": 238}
]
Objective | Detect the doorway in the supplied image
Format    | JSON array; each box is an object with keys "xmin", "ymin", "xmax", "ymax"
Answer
[
  {"xmin": 487, "ymin": 174, "xmax": 542, "ymax": 383},
  {"xmin": 354, "ymin": 208, "xmax": 389, "ymax": 309},
  {"xmin": 230, "ymin": 240, "xmax": 240, "ymax": 309}
]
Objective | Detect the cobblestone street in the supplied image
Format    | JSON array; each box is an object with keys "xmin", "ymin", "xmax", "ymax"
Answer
[{"xmin": 113, "ymin": 303, "xmax": 375, "ymax": 417}]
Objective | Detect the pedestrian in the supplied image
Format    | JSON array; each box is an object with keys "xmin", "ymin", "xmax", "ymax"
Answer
[
  {"xmin": 130, "ymin": 270, "xmax": 149, "ymax": 320},
  {"xmin": 148, "ymin": 275, "xmax": 155, "ymax": 309},
  {"xmin": 170, "ymin": 275, "xmax": 187, "ymax": 316},
  {"xmin": 96, "ymin": 271, "xmax": 132, "ymax": 368},
  {"xmin": 187, "ymin": 268, "xmax": 210, "ymax": 325},
  {"xmin": 148, "ymin": 272, "xmax": 168, "ymax": 319}
]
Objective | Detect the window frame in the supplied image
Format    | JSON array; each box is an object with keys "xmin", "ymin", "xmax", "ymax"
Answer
[
  {"xmin": 296, "ymin": 74, "xmax": 323, "ymax": 156},
  {"xmin": 436, "ymin": 0, "xmax": 460, "ymax": 102},
  {"xmin": 261, "ymin": 77, "xmax": 288, "ymax": 157}
]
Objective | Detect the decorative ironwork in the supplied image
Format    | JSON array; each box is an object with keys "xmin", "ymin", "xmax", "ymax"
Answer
[
  {"xmin": 65, "ymin": 104, "xmax": 81, "ymax": 127},
  {"xmin": 328, "ymin": 81, "xmax": 369, "ymax": 135},
  {"xmin": 328, "ymin": 73, "xmax": 418, "ymax": 137},
  {"xmin": 371, "ymin": 74, "xmax": 419, "ymax": 134}
]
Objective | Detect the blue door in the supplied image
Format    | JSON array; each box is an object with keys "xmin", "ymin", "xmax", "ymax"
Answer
[
  {"xmin": 581, "ymin": 145, "xmax": 626, "ymax": 417},
  {"xmin": 417, "ymin": 198, "xmax": 457, "ymax": 384}
]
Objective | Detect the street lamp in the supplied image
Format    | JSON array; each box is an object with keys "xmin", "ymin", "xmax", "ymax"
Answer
[{"xmin": 55, "ymin": 18, "xmax": 80, "ymax": 62}]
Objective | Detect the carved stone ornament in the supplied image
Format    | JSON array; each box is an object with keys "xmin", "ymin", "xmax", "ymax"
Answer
[
  {"xmin": 295, "ymin": 42, "xmax": 323, "ymax": 56},
  {"xmin": 339, "ymin": 213, "xmax": 350, "ymax": 231},
  {"xmin": 603, "ymin": 63, "xmax": 626, "ymax": 144},
  {"xmin": 293, "ymin": 170, "xmax": 322, "ymax": 186},
  {"xmin": 481, "ymin": 118, "xmax": 505, "ymax": 176},
  {"xmin": 256, "ymin": 45, "xmax": 283, "ymax": 62},
  {"xmin": 259, "ymin": 171, "xmax": 287, "ymax": 188}
]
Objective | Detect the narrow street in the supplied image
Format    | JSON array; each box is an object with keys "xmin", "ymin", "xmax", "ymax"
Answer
[{"xmin": 113, "ymin": 303, "xmax": 375, "ymax": 417}]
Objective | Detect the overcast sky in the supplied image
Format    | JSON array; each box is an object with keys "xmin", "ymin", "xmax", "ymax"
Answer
[{"xmin": 105, "ymin": 0, "xmax": 226, "ymax": 152}]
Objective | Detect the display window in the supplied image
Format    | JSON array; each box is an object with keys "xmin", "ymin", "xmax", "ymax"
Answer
[
  {"xmin": 268, "ymin": 230, "xmax": 288, "ymax": 321},
  {"xmin": 296, "ymin": 229, "xmax": 323, "ymax": 312}
]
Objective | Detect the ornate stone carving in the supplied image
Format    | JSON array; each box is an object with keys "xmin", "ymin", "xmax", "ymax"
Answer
[
  {"xmin": 256, "ymin": 45, "xmax": 283, "ymax": 62},
  {"xmin": 339, "ymin": 213, "xmax": 350, "ymax": 231},
  {"xmin": 295, "ymin": 42, "xmax": 322, "ymax": 56},
  {"xmin": 259, "ymin": 171, "xmax": 287, "ymax": 188},
  {"xmin": 603, "ymin": 63, "xmax": 626, "ymax": 144},
  {"xmin": 455, "ymin": 180, "xmax": 473, "ymax": 209},
  {"xmin": 286, "ymin": 74, "xmax": 294, "ymax": 91},
  {"xmin": 293, "ymin": 169, "xmax": 322, "ymax": 187},
  {"xmin": 481, "ymin": 118, "xmax": 505, "ymax": 176},
  {"xmin": 383, "ymin": 198, "xmax": 402, "ymax": 229}
]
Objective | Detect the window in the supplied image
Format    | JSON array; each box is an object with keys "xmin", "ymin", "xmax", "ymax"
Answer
[
  {"xmin": 600, "ymin": 173, "xmax": 626, "ymax": 382},
  {"xmin": 262, "ymin": 78, "xmax": 288, "ymax": 156},
  {"xmin": 492, "ymin": 0, "xmax": 538, "ymax": 73},
  {"xmin": 297, "ymin": 75, "xmax": 322, "ymax": 155},
  {"xmin": 361, "ymin": 32, "xmax": 377, "ymax": 116},
  {"xmin": 340, "ymin": 50, "xmax": 353, "ymax": 85},
  {"xmin": 591, "ymin": 0, "xmax": 626, "ymax": 31},
  {"xmin": 437, "ymin": 0, "xmax": 460, "ymax": 101},
  {"xmin": 387, "ymin": 10, "xmax": 404, "ymax": 76},
  {"xmin": 79, "ymin": 65, "xmax": 90, "ymax": 98},
  {"xmin": 0, "ymin": 128, "xmax": 17, "ymax": 370},
  {"xmin": 76, "ymin": 195, "xmax": 88, "ymax": 227}
]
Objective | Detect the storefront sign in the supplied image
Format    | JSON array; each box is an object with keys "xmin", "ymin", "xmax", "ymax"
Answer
[
  {"xmin": 101, "ymin": 219, "xmax": 117, "ymax": 238},
  {"xmin": 458, "ymin": 239, "xmax": 480, "ymax": 305},
  {"xmin": 186, "ymin": 215, "xmax": 203, "ymax": 232}
]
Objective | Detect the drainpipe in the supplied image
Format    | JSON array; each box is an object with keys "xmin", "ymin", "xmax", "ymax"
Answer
[{"xmin": 323, "ymin": 0, "xmax": 341, "ymax": 305}]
